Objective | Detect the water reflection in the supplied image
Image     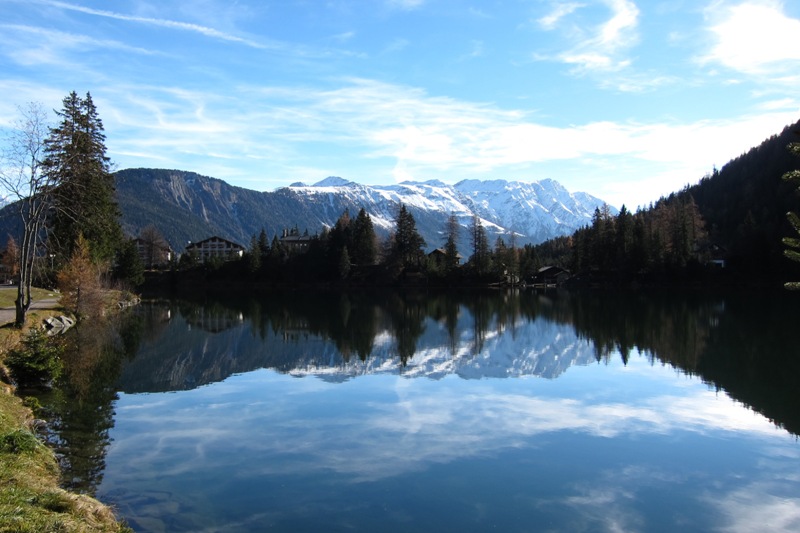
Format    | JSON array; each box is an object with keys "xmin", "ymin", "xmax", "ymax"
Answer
[
  {"xmin": 40, "ymin": 288, "xmax": 800, "ymax": 502},
  {"xmin": 114, "ymin": 289, "xmax": 800, "ymax": 435},
  {"xmin": 36, "ymin": 313, "xmax": 143, "ymax": 494}
]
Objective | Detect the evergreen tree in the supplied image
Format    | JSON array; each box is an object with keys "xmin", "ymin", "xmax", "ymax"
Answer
[
  {"xmin": 350, "ymin": 208, "xmax": 377, "ymax": 265},
  {"xmin": 443, "ymin": 214, "xmax": 460, "ymax": 274},
  {"xmin": 113, "ymin": 239, "xmax": 144, "ymax": 287},
  {"xmin": 468, "ymin": 215, "xmax": 491, "ymax": 276},
  {"xmin": 258, "ymin": 228, "xmax": 270, "ymax": 258},
  {"xmin": 247, "ymin": 234, "xmax": 261, "ymax": 273},
  {"xmin": 43, "ymin": 91, "xmax": 122, "ymax": 263},
  {"xmin": 390, "ymin": 204, "xmax": 425, "ymax": 270}
]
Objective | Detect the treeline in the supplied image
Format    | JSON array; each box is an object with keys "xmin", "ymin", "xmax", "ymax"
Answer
[
  {"xmin": 531, "ymin": 119, "xmax": 800, "ymax": 287},
  {"xmin": 536, "ymin": 193, "xmax": 710, "ymax": 282},
  {"xmin": 155, "ymin": 205, "xmax": 566, "ymax": 288}
]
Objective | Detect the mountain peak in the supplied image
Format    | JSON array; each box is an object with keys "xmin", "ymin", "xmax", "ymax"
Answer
[
  {"xmin": 111, "ymin": 168, "xmax": 613, "ymax": 254},
  {"xmin": 313, "ymin": 176, "xmax": 353, "ymax": 187}
]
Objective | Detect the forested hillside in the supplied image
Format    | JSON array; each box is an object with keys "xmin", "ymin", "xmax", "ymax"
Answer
[
  {"xmin": 688, "ymin": 121, "xmax": 800, "ymax": 277},
  {"xmin": 535, "ymin": 118, "xmax": 800, "ymax": 286}
]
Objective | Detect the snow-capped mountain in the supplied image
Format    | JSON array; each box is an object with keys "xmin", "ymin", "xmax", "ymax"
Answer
[{"xmin": 114, "ymin": 168, "xmax": 615, "ymax": 254}]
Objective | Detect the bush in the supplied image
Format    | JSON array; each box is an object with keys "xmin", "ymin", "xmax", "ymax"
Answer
[{"xmin": 5, "ymin": 328, "xmax": 64, "ymax": 388}]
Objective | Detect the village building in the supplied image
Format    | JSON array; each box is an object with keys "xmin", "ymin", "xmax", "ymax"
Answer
[
  {"xmin": 531, "ymin": 266, "xmax": 571, "ymax": 287},
  {"xmin": 184, "ymin": 236, "xmax": 245, "ymax": 262},
  {"xmin": 280, "ymin": 227, "xmax": 314, "ymax": 253},
  {"xmin": 427, "ymin": 248, "xmax": 462, "ymax": 268}
]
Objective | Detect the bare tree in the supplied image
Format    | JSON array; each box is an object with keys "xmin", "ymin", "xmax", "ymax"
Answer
[
  {"xmin": 0, "ymin": 103, "xmax": 55, "ymax": 327},
  {"xmin": 138, "ymin": 224, "xmax": 169, "ymax": 268}
]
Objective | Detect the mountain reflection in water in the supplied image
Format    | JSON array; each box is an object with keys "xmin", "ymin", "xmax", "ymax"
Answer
[
  {"xmin": 37, "ymin": 287, "xmax": 800, "ymax": 507},
  {"xmin": 115, "ymin": 289, "xmax": 799, "ymax": 435}
]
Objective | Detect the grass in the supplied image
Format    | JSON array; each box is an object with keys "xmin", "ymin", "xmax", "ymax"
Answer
[
  {"xmin": 0, "ymin": 287, "xmax": 131, "ymax": 533},
  {"xmin": 0, "ymin": 287, "xmax": 57, "ymax": 310}
]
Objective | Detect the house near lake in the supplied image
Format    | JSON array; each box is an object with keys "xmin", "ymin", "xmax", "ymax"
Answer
[
  {"xmin": 185, "ymin": 236, "xmax": 245, "ymax": 262},
  {"xmin": 531, "ymin": 266, "xmax": 571, "ymax": 287},
  {"xmin": 427, "ymin": 248, "xmax": 463, "ymax": 268}
]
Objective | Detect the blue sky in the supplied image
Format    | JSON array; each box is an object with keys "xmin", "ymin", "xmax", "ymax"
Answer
[{"xmin": 1, "ymin": 0, "xmax": 799, "ymax": 209}]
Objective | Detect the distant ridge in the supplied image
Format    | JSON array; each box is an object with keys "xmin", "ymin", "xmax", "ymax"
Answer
[{"xmin": 113, "ymin": 168, "xmax": 613, "ymax": 255}]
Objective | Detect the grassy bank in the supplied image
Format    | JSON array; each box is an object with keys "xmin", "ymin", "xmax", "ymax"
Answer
[{"xmin": 0, "ymin": 290, "xmax": 130, "ymax": 533}]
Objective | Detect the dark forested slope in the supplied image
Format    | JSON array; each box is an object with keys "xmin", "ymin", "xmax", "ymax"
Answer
[{"xmin": 688, "ymin": 119, "xmax": 800, "ymax": 278}]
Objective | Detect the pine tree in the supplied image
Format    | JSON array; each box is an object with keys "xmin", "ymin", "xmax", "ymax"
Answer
[
  {"xmin": 43, "ymin": 91, "xmax": 122, "ymax": 264},
  {"xmin": 390, "ymin": 204, "xmax": 425, "ymax": 270},
  {"xmin": 443, "ymin": 214, "xmax": 460, "ymax": 274},
  {"xmin": 114, "ymin": 238, "xmax": 145, "ymax": 287},
  {"xmin": 351, "ymin": 208, "xmax": 377, "ymax": 265},
  {"xmin": 247, "ymin": 234, "xmax": 261, "ymax": 273},
  {"xmin": 469, "ymin": 215, "xmax": 491, "ymax": 276},
  {"xmin": 258, "ymin": 228, "xmax": 270, "ymax": 258}
]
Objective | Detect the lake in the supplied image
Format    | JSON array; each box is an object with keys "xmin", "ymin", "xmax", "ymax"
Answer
[{"xmin": 38, "ymin": 288, "xmax": 800, "ymax": 532}]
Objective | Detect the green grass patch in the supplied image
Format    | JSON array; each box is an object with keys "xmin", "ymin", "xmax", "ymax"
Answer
[{"xmin": 0, "ymin": 287, "xmax": 56, "ymax": 310}]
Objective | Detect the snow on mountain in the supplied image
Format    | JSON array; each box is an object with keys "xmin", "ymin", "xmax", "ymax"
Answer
[
  {"xmin": 287, "ymin": 311, "xmax": 597, "ymax": 382},
  {"xmin": 287, "ymin": 176, "xmax": 612, "ymax": 248},
  {"xmin": 112, "ymin": 168, "xmax": 613, "ymax": 254}
]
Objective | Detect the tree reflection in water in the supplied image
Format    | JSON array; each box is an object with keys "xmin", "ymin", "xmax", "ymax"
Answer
[{"xmin": 38, "ymin": 288, "xmax": 800, "ymax": 494}]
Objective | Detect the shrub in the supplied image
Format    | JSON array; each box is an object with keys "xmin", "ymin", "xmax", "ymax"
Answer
[{"xmin": 5, "ymin": 328, "xmax": 64, "ymax": 387}]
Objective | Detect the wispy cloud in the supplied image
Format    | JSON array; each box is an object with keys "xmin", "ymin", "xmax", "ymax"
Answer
[
  {"xmin": 533, "ymin": 0, "xmax": 641, "ymax": 80},
  {"xmin": 97, "ymin": 77, "xmax": 798, "ymax": 207},
  {"xmin": 30, "ymin": 0, "xmax": 269, "ymax": 49},
  {"xmin": 559, "ymin": 0, "xmax": 640, "ymax": 73},
  {"xmin": 0, "ymin": 23, "xmax": 160, "ymax": 64},
  {"xmin": 538, "ymin": 2, "xmax": 585, "ymax": 30},
  {"xmin": 702, "ymin": 0, "xmax": 800, "ymax": 76}
]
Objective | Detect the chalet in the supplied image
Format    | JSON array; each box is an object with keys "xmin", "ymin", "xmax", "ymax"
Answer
[
  {"xmin": 531, "ymin": 266, "xmax": 570, "ymax": 286},
  {"xmin": 280, "ymin": 227, "xmax": 314, "ymax": 253},
  {"xmin": 427, "ymin": 248, "xmax": 462, "ymax": 268},
  {"xmin": 184, "ymin": 236, "xmax": 245, "ymax": 262}
]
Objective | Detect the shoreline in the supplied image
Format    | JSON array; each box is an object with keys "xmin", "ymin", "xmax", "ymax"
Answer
[{"xmin": 0, "ymin": 289, "xmax": 131, "ymax": 532}]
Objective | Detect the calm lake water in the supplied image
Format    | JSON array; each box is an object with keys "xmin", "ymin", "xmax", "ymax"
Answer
[{"xmin": 39, "ymin": 288, "xmax": 800, "ymax": 532}]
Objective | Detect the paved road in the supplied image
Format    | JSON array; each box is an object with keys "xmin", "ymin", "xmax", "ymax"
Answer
[{"xmin": 0, "ymin": 287, "xmax": 60, "ymax": 326}]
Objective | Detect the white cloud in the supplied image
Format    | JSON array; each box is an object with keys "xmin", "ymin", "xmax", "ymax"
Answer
[
  {"xmin": 704, "ymin": 0, "xmax": 800, "ymax": 75},
  {"xmin": 545, "ymin": 0, "xmax": 641, "ymax": 74},
  {"xmin": 538, "ymin": 2, "xmax": 586, "ymax": 30},
  {"xmin": 95, "ymin": 77, "xmax": 798, "ymax": 206},
  {"xmin": 711, "ymin": 482, "xmax": 800, "ymax": 532}
]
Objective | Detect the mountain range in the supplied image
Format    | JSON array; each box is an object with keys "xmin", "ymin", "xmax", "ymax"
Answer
[{"xmin": 114, "ymin": 168, "xmax": 614, "ymax": 255}]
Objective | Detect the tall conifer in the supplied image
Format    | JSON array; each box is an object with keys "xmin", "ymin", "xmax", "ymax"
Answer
[{"xmin": 43, "ymin": 91, "xmax": 122, "ymax": 263}]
